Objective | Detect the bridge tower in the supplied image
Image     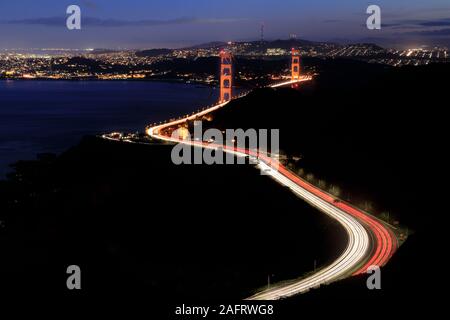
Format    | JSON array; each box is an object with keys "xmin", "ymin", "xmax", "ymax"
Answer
[
  {"xmin": 220, "ymin": 51, "xmax": 233, "ymax": 102},
  {"xmin": 291, "ymin": 48, "xmax": 301, "ymax": 80}
]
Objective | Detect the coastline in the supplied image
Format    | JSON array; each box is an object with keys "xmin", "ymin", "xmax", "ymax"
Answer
[{"xmin": 0, "ymin": 80, "xmax": 221, "ymax": 178}]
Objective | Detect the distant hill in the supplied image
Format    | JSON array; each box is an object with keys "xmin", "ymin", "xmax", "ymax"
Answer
[
  {"xmin": 90, "ymin": 49, "xmax": 118, "ymax": 54},
  {"xmin": 260, "ymin": 38, "xmax": 331, "ymax": 48},
  {"xmin": 135, "ymin": 48, "xmax": 174, "ymax": 57},
  {"xmin": 350, "ymin": 42, "xmax": 386, "ymax": 51},
  {"xmin": 133, "ymin": 39, "xmax": 389, "ymax": 59},
  {"xmin": 186, "ymin": 39, "xmax": 336, "ymax": 51},
  {"xmin": 183, "ymin": 41, "xmax": 228, "ymax": 49}
]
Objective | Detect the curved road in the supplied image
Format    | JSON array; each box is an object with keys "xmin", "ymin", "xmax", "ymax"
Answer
[{"xmin": 130, "ymin": 77, "xmax": 397, "ymax": 299}]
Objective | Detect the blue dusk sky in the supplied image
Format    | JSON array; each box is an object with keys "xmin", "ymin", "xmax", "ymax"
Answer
[{"xmin": 1, "ymin": 0, "xmax": 450, "ymax": 49}]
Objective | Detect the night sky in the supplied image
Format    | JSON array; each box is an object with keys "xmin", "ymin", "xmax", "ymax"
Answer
[{"xmin": 1, "ymin": 0, "xmax": 450, "ymax": 49}]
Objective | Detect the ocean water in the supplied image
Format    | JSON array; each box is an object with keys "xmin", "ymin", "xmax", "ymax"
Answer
[{"xmin": 0, "ymin": 80, "xmax": 219, "ymax": 177}]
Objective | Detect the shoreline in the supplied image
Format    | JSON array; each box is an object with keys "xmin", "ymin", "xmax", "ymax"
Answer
[{"xmin": 0, "ymin": 80, "xmax": 225, "ymax": 178}]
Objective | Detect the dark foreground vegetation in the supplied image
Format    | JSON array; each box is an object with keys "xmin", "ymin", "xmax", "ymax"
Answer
[{"xmin": 0, "ymin": 137, "xmax": 345, "ymax": 302}]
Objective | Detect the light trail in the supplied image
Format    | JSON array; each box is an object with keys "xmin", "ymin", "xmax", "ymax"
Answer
[
  {"xmin": 248, "ymin": 162, "xmax": 370, "ymax": 298},
  {"xmin": 142, "ymin": 75, "xmax": 397, "ymax": 300},
  {"xmin": 146, "ymin": 77, "xmax": 312, "ymax": 137}
]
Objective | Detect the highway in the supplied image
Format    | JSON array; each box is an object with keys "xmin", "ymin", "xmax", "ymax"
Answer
[{"xmin": 132, "ymin": 76, "xmax": 397, "ymax": 300}]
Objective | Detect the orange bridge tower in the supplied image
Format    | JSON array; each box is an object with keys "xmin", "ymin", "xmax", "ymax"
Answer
[
  {"xmin": 291, "ymin": 48, "xmax": 301, "ymax": 80},
  {"xmin": 220, "ymin": 51, "xmax": 233, "ymax": 102}
]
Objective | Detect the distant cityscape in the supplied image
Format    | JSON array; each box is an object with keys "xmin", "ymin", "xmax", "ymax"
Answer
[{"xmin": 1, "ymin": 39, "xmax": 449, "ymax": 82}]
